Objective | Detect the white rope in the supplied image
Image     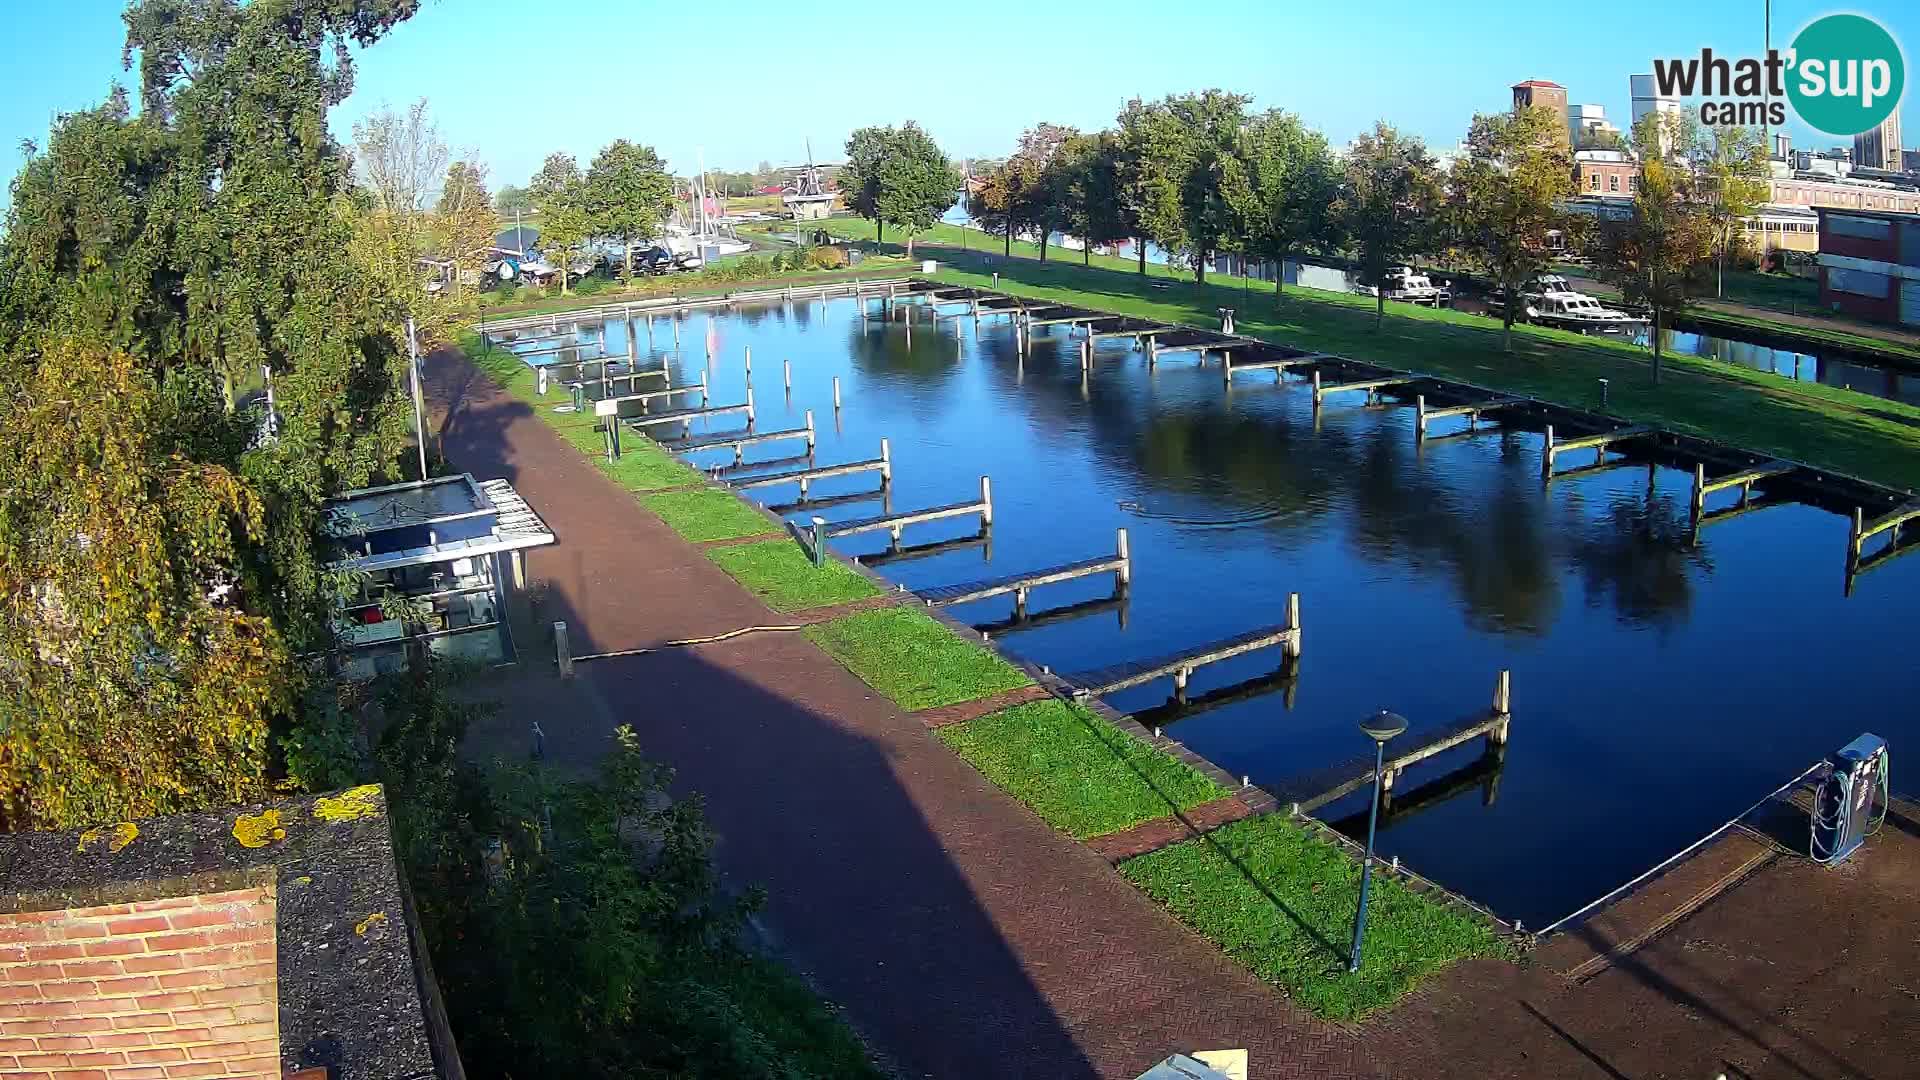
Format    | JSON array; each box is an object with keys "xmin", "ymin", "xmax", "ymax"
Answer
[{"xmin": 1537, "ymin": 760, "xmax": 1825, "ymax": 936}]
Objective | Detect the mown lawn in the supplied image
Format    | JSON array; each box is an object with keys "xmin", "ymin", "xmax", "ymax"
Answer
[
  {"xmin": 706, "ymin": 539, "xmax": 880, "ymax": 612},
  {"xmin": 828, "ymin": 242, "xmax": 1920, "ymax": 490},
  {"xmin": 804, "ymin": 607, "xmax": 1031, "ymax": 711},
  {"xmin": 1122, "ymin": 814, "xmax": 1511, "ymax": 1021},
  {"xmin": 938, "ymin": 699, "xmax": 1225, "ymax": 839},
  {"xmin": 642, "ymin": 488, "xmax": 780, "ymax": 543}
]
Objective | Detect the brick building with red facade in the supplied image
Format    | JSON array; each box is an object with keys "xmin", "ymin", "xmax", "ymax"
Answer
[{"xmin": 1814, "ymin": 206, "xmax": 1920, "ymax": 325}]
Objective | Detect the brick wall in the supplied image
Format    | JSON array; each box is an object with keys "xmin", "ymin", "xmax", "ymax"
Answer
[{"xmin": 0, "ymin": 887, "xmax": 279, "ymax": 1080}]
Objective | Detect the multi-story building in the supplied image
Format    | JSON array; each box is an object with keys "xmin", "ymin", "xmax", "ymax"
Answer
[
  {"xmin": 1854, "ymin": 115, "xmax": 1904, "ymax": 172},
  {"xmin": 1904, "ymin": 148, "xmax": 1920, "ymax": 174},
  {"xmin": 1568, "ymin": 103, "xmax": 1621, "ymax": 147},
  {"xmin": 1629, "ymin": 73, "xmax": 1681, "ymax": 147},
  {"xmin": 1512, "ymin": 79, "xmax": 1569, "ymax": 142},
  {"xmin": 1573, "ymin": 149, "xmax": 1638, "ymax": 196},
  {"xmin": 1814, "ymin": 206, "xmax": 1920, "ymax": 324}
]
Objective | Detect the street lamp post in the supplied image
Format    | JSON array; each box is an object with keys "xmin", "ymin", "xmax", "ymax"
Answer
[{"xmin": 1349, "ymin": 709, "xmax": 1408, "ymax": 973}]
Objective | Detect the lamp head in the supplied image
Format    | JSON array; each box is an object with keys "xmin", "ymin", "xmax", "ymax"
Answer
[{"xmin": 1359, "ymin": 710, "xmax": 1409, "ymax": 744}]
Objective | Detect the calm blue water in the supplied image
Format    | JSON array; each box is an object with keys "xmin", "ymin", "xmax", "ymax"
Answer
[{"xmin": 502, "ymin": 298, "xmax": 1920, "ymax": 927}]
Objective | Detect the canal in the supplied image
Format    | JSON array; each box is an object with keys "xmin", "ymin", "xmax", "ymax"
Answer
[{"xmin": 512, "ymin": 296, "xmax": 1919, "ymax": 928}]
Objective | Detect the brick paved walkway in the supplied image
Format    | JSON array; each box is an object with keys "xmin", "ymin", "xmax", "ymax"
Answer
[{"xmin": 426, "ymin": 350, "xmax": 1375, "ymax": 1079}]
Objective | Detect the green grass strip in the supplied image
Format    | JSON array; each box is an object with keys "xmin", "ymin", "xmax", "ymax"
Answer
[
  {"xmin": 1121, "ymin": 815, "xmax": 1509, "ymax": 1021},
  {"xmin": 884, "ymin": 253, "xmax": 1920, "ymax": 490},
  {"xmin": 707, "ymin": 540, "xmax": 881, "ymax": 612},
  {"xmin": 938, "ymin": 699, "xmax": 1226, "ymax": 839},
  {"xmin": 804, "ymin": 607, "xmax": 1031, "ymax": 711},
  {"xmin": 642, "ymin": 488, "xmax": 780, "ymax": 543}
]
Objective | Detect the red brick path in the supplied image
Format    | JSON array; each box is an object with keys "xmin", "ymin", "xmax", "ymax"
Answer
[{"xmin": 426, "ymin": 350, "xmax": 1375, "ymax": 1079}]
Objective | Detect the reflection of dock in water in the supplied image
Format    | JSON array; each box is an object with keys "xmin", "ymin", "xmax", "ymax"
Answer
[
  {"xmin": 1131, "ymin": 662, "xmax": 1300, "ymax": 730},
  {"xmin": 1326, "ymin": 741, "xmax": 1507, "ymax": 836},
  {"xmin": 853, "ymin": 529, "xmax": 993, "ymax": 568},
  {"xmin": 972, "ymin": 592, "xmax": 1129, "ymax": 639}
]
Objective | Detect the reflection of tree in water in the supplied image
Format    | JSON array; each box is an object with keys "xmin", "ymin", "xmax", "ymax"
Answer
[
  {"xmin": 1558, "ymin": 479, "xmax": 1707, "ymax": 630},
  {"xmin": 735, "ymin": 304, "xmax": 772, "ymax": 329},
  {"xmin": 996, "ymin": 365, "xmax": 1700, "ymax": 632},
  {"xmin": 844, "ymin": 322, "xmax": 964, "ymax": 385}
]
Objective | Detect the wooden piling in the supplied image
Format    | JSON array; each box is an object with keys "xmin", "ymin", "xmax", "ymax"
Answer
[
  {"xmin": 804, "ymin": 410, "xmax": 816, "ymax": 451},
  {"xmin": 784, "ymin": 359, "xmax": 792, "ymax": 391},
  {"xmin": 979, "ymin": 475, "xmax": 994, "ymax": 526},
  {"xmin": 745, "ymin": 387, "xmax": 755, "ymax": 424},
  {"xmin": 1541, "ymin": 425, "xmax": 1555, "ymax": 479},
  {"xmin": 880, "ymin": 438, "xmax": 892, "ymax": 484},
  {"xmin": 1283, "ymin": 592, "xmax": 1302, "ymax": 658},
  {"xmin": 1116, "ymin": 528, "xmax": 1132, "ymax": 586},
  {"xmin": 1491, "ymin": 669, "xmax": 1513, "ymax": 744},
  {"xmin": 833, "ymin": 376, "xmax": 842, "ymax": 410},
  {"xmin": 744, "ymin": 346, "xmax": 752, "ymax": 381}
]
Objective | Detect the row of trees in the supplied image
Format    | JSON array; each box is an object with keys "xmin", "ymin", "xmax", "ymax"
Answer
[
  {"xmin": 523, "ymin": 141, "xmax": 676, "ymax": 292},
  {"xmin": 846, "ymin": 94, "xmax": 1772, "ymax": 375}
]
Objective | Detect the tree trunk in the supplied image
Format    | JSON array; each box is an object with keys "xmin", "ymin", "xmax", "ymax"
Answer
[
  {"xmin": 1195, "ymin": 251, "xmax": 1206, "ymax": 286},
  {"xmin": 876, "ymin": 219, "xmax": 884, "ymax": 246},
  {"xmin": 1650, "ymin": 306, "xmax": 1663, "ymax": 384},
  {"xmin": 1005, "ymin": 225, "xmax": 1012, "ymax": 257},
  {"xmin": 1039, "ymin": 231, "xmax": 1048, "ymax": 263},
  {"xmin": 907, "ymin": 235, "xmax": 915, "ymax": 259},
  {"xmin": 1137, "ymin": 237, "xmax": 1146, "ymax": 276},
  {"xmin": 1503, "ymin": 306, "xmax": 1515, "ymax": 353},
  {"xmin": 1717, "ymin": 245, "xmax": 1725, "ymax": 298},
  {"xmin": 1276, "ymin": 246, "xmax": 1288, "ymax": 295},
  {"xmin": 1083, "ymin": 240, "xmax": 1090, "ymax": 266},
  {"xmin": 1375, "ymin": 289, "xmax": 1385, "ymax": 328},
  {"xmin": 624, "ymin": 238, "xmax": 634, "ymax": 284}
]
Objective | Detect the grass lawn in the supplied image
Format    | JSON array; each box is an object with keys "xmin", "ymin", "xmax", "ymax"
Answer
[
  {"xmin": 841, "ymin": 242, "xmax": 1920, "ymax": 490},
  {"xmin": 938, "ymin": 700, "xmax": 1226, "ymax": 839},
  {"xmin": 1122, "ymin": 815, "xmax": 1509, "ymax": 1021},
  {"xmin": 804, "ymin": 607, "xmax": 1031, "ymax": 711},
  {"xmin": 707, "ymin": 539, "xmax": 881, "ymax": 612},
  {"xmin": 596, "ymin": 441, "xmax": 704, "ymax": 491},
  {"xmin": 472, "ymin": 259, "xmax": 914, "ymax": 322},
  {"xmin": 642, "ymin": 488, "xmax": 781, "ymax": 543}
]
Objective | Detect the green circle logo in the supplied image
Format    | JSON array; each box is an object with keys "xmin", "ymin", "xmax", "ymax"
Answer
[{"xmin": 1787, "ymin": 14, "xmax": 1905, "ymax": 136}]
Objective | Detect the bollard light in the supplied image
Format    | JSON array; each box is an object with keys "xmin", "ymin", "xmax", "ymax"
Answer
[{"xmin": 1349, "ymin": 709, "xmax": 1408, "ymax": 973}]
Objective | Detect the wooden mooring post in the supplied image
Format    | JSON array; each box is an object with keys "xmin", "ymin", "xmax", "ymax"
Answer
[{"xmin": 1540, "ymin": 424, "xmax": 1655, "ymax": 480}]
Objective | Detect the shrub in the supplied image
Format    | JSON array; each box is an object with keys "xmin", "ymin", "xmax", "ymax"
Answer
[{"xmin": 805, "ymin": 245, "xmax": 848, "ymax": 270}]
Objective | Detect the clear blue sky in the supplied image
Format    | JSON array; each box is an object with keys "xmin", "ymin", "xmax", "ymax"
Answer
[{"xmin": 2, "ymin": 0, "xmax": 1916, "ymax": 195}]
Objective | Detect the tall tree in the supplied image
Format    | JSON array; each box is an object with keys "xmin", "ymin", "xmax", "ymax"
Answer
[
  {"xmin": 842, "ymin": 123, "xmax": 959, "ymax": 258},
  {"xmin": 1114, "ymin": 98, "xmax": 1164, "ymax": 276},
  {"xmin": 0, "ymin": 343, "xmax": 289, "ymax": 829},
  {"xmin": 1135, "ymin": 90, "xmax": 1250, "ymax": 285},
  {"xmin": 1061, "ymin": 131, "xmax": 1136, "ymax": 266},
  {"xmin": 494, "ymin": 183, "xmax": 532, "ymax": 216},
  {"xmin": 1005, "ymin": 123, "xmax": 1077, "ymax": 263},
  {"xmin": 1694, "ymin": 124, "xmax": 1770, "ymax": 298},
  {"xmin": 1449, "ymin": 106, "xmax": 1574, "ymax": 350},
  {"xmin": 528, "ymin": 152, "xmax": 589, "ymax": 295},
  {"xmin": 841, "ymin": 126, "xmax": 892, "ymax": 244},
  {"xmin": 0, "ymin": 0, "xmax": 423, "ymax": 823},
  {"xmin": 965, "ymin": 165, "xmax": 1017, "ymax": 257},
  {"xmin": 1598, "ymin": 111, "xmax": 1716, "ymax": 383},
  {"xmin": 353, "ymin": 98, "xmax": 447, "ymax": 222},
  {"xmin": 585, "ymin": 140, "xmax": 675, "ymax": 282},
  {"xmin": 1230, "ymin": 109, "xmax": 1343, "ymax": 296},
  {"xmin": 437, "ymin": 160, "xmax": 498, "ymax": 297},
  {"xmin": 1339, "ymin": 121, "xmax": 1444, "ymax": 327}
]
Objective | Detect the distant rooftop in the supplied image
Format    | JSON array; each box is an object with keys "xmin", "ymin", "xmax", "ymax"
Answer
[
  {"xmin": 0, "ymin": 786, "xmax": 460, "ymax": 1080},
  {"xmin": 322, "ymin": 474, "xmax": 555, "ymax": 574},
  {"xmin": 1513, "ymin": 79, "xmax": 1565, "ymax": 89}
]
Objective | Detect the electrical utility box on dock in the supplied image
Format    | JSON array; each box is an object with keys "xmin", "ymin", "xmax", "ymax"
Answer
[{"xmin": 1812, "ymin": 733, "xmax": 1889, "ymax": 865}]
